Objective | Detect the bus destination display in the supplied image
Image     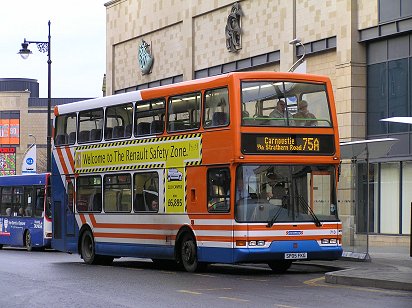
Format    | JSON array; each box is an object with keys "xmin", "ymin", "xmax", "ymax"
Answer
[{"xmin": 241, "ymin": 134, "xmax": 335, "ymax": 155}]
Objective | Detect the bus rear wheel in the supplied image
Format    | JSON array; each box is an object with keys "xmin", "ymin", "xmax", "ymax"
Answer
[
  {"xmin": 268, "ymin": 260, "xmax": 292, "ymax": 273},
  {"xmin": 180, "ymin": 234, "xmax": 206, "ymax": 272},
  {"xmin": 81, "ymin": 230, "xmax": 114, "ymax": 265},
  {"xmin": 81, "ymin": 230, "xmax": 98, "ymax": 265},
  {"xmin": 25, "ymin": 230, "xmax": 33, "ymax": 251}
]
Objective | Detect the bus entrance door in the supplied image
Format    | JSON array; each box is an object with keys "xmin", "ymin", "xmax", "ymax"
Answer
[
  {"xmin": 52, "ymin": 177, "xmax": 77, "ymax": 253},
  {"xmin": 65, "ymin": 179, "xmax": 76, "ymax": 236}
]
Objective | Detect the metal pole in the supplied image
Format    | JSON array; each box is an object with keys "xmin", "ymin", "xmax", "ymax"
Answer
[
  {"xmin": 366, "ymin": 146, "xmax": 369, "ymax": 256},
  {"xmin": 47, "ymin": 20, "xmax": 52, "ymax": 173}
]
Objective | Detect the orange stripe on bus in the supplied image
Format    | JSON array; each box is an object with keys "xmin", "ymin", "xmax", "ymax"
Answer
[
  {"xmin": 65, "ymin": 146, "xmax": 75, "ymax": 171},
  {"xmin": 56, "ymin": 148, "xmax": 69, "ymax": 175},
  {"xmin": 79, "ymin": 214, "xmax": 86, "ymax": 224}
]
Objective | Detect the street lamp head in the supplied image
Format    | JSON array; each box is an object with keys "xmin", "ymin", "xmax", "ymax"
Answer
[
  {"xmin": 18, "ymin": 41, "xmax": 32, "ymax": 59},
  {"xmin": 289, "ymin": 38, "xmax": 301, "ymax": 45}
]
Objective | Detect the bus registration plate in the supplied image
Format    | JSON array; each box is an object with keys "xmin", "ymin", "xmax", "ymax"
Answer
[{"xmin": 285, "ymin": 252, "xmax": 307, "ymax": 260}]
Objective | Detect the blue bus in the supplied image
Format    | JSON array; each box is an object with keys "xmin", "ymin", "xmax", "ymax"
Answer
[{"xmin": 0, "ymin": 173, "xmax": 52, "ymax": 251}]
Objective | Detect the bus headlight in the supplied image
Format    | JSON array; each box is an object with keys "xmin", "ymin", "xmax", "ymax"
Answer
[{"xmin": 321, "ymin": 238, "xmax": 337, "ymax": 244}]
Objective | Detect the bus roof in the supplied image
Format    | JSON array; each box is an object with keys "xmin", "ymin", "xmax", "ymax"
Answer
[
  {"xmin": 55, "ymin": 71, "xmax": 331, "ymax": 116},
  {"xmin": 0, "ymin": 173, "xmax": 49, "ymax": 186}
]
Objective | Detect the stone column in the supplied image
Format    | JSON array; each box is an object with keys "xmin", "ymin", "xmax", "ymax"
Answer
[{"xmin": 335, "ymin": 0, "xmax": 367, "ymax": 247}]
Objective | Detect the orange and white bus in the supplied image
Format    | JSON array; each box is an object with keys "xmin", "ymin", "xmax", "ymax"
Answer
[{"xmin": 51, "ymin": 71, "xmax": 342, "ymax": 272}]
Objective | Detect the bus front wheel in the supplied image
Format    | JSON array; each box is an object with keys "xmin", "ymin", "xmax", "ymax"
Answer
[
  {"xmin": 81, "ymin": 230, "xmax": 98, "ymax": 265},
  {"xmin": 267, "ymin": 260, "xmax": 292, "ymax": 273},
  {"xmin": 180, "ymin": 234, "xmax": 206, "ymax": 272},
  {"xmin": 25, "ymin": 230, "xmax": 33, "ymax": 251}
]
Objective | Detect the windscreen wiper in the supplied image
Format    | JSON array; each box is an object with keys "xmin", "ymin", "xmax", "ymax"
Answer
[
  {"xmin": 297, "ymin": 195, "xmax": 322, "ymax": 227},
  {"xmin": 266, "ymin": 206, "xmax": 283, "ymax": 228}
]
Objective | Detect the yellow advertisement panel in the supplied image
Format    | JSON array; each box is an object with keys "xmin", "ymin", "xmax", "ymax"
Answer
[{"xmin": 75, "ymin": 135, "xmax": 202, "ymax": 213}]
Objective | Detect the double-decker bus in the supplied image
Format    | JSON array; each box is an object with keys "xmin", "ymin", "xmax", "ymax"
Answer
[
  {"xmin": 0, "ymin": 173, "xmax": 52, "ymax": 251},
  {"xmin": 51, "ymin": 71, "xmax": 342, "ymax": 272}
]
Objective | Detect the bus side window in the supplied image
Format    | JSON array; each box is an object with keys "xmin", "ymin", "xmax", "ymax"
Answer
[
  {"xmin": 168, "ymin": 92, "xmax": 201, "ymax": 132},
  {"xmin": 207, "ymin": 167, "xmax": 230, "ymax": 213},
  {"xmin": 55, "ymin": 113, "xmax": 76, "ymax": 146},
  {"xmin": 106, "ymin": 103, "xmax": 133, "ymax": 140},
  {"xmin": 204, "ymin": 87, "xmax": 229, "ymax": 128},
  {"xmin": 134, "ymin": 172, "xmax": 159, "ymax": 212},
  {"xmin": 135, "ymin": 98, "xmax": 165, "ymax": 137},
  {"xmin": 35, "ymin": 188, "xmax": 45, "ymax": 218},
  {"xmin": 78, "ymin": 108, "xmax": 104, "ymax": 144}
]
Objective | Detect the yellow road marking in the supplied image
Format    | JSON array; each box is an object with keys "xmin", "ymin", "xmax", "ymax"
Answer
[
  {"xmin": 218, "ymin": 296, "xmax": 249, "ymax": 302},
  {"xmin": 196, "ymin": 288, "xmax": 232, "ymax": 291},
  {"xmin": 194, "ymin": 273, "xmax": 217, "ymax": 278},
  {"xmin": 240, "ymin": 278, "xmax": 269, "ymax": 282},
  {"xmin": 177, "ymin": 290, "xmax": 202, "ymax": 295}
]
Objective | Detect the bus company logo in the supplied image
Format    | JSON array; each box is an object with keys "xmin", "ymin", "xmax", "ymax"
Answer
[
  {"xmin": 286, "ymin": 230, "xmax": 303, "ymax": 235},
  {"xmin": 3, "ymin": 218, "xmax": 8, "ymax": 230}
]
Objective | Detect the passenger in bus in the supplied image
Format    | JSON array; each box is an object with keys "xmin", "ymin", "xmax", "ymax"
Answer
[
  {"xmin": 6, "ymin": 208, "xmax": 11, "ymax": 216},
  {"xmin": 269, "ymin": 100, "xmax": 293, "ymax": 126},
  {"xmin": 25, "ymin": 205, "xmax": 33, "ymax": 217},
  {"xmin": 18, "ymin": 207, "xmax": 24, "ymax": 216},
  {"xmin": 293, "ymin": 100, "xmax": 317, "ymax": 126},
  {"xmin": 150, "ymin": 199, "xmax": 159, "ymax": 211}
]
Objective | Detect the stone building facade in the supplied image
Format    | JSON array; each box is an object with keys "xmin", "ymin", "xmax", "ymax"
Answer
[
  {"xmin": 0, "ymin": 78, "xmax": 90, "ymax": 174},
  {"xmin": 104, "ymin": 0, "xmax": 411, "ymax": 249}
]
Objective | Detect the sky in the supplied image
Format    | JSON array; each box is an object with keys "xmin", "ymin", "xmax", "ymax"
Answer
[{"xmin": 1, "ymin": 1, "xmax": 107, "ymax": 98}]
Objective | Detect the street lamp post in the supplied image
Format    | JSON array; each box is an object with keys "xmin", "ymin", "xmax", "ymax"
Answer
[{"xmin": 18, "ymin": 20, "xmax": 52, "ymax": 173}]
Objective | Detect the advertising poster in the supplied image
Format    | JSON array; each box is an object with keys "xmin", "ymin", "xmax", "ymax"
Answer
[{"xmin": 0, "ymin": 147, "xmax": 16, "ymax": 175}]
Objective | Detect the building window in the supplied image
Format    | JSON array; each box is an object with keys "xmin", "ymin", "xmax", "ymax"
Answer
[
  {"xmin": 379, "ymin": 0, "xmax": 412, "ymax": 23},
  {"xmin": 357, "ymin": 161, "xmax": 411, "ymax": 235},
  {"xmin": 401, "ymin": 161, "xmax": 412, "ymax": 234}
]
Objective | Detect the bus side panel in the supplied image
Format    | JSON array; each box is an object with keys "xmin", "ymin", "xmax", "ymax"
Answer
[
  {"xmin": 186, "ymin": 166, "xmax": 235, "ymax": 263},
  {"xmin": 27, "ymin": 218, "xmax": 46, "ymax": 248}
]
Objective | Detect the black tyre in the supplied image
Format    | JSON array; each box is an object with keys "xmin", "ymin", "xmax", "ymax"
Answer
[
  {"xmin": 25, "ymin": 230, "xmax": 33, "ymax": 251},
  {"xmin": 99, "ymin": 256, "xmax": 114, "ymax": 266},
  {"xmin": 268, "ymin": 260, "xmax": 292, "ymax": 273},
  {"xmin": 0, "ymin": 244, "xmax": 3, "ymax": 249},
  {"xmin": 180, "ymin": 234, "xmax": 206, "ymax": 272},
  {"xmin": 152, "ymin": 259, "xmax": 179, "ymax": 269},
  {"xmin": 81, "ymin": 230, "xmax": 98, "ymax": 264}
]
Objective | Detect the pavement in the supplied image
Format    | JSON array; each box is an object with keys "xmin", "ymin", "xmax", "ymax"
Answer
[{"xmin": 303, "ymin": 246, "xmax": 412, "ymax": 291}]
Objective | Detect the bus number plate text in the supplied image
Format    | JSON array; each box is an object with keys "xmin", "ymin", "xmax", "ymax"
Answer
[{"xmin": 284, "ymin": 252, "xmax": 307, "ymax": 260}]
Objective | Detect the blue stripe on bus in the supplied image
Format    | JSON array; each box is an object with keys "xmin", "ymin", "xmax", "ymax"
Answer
[{"xmin": 95, "ymin": 242, "xmax": 175, "ymax": 259}]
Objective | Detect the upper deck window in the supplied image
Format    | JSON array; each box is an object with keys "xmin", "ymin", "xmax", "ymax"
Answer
[
  {"xmin": 105, "ymin": 103, "xmax": 133, "ymax": 140},
  {"xmin": 78, "ymin": 108, "xmax": 104, "ymax": 143},
  {"xmin": 241, "ymin": 81, "xmax": 332, "ymax": 127},
  {"xmin": 135, "ymin": 98, "xmax": 165, "ymax": 136},
  {"xmin": 167, "ymin": 92, "xmax": 201, "ymax": 132},
  {"xmin": 54, "ymin": 113, "xmax": 77, "ymax": 146},
  {"xmin": 204, "ymin": 87, "xmax": 230, "ymax": 128}
]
